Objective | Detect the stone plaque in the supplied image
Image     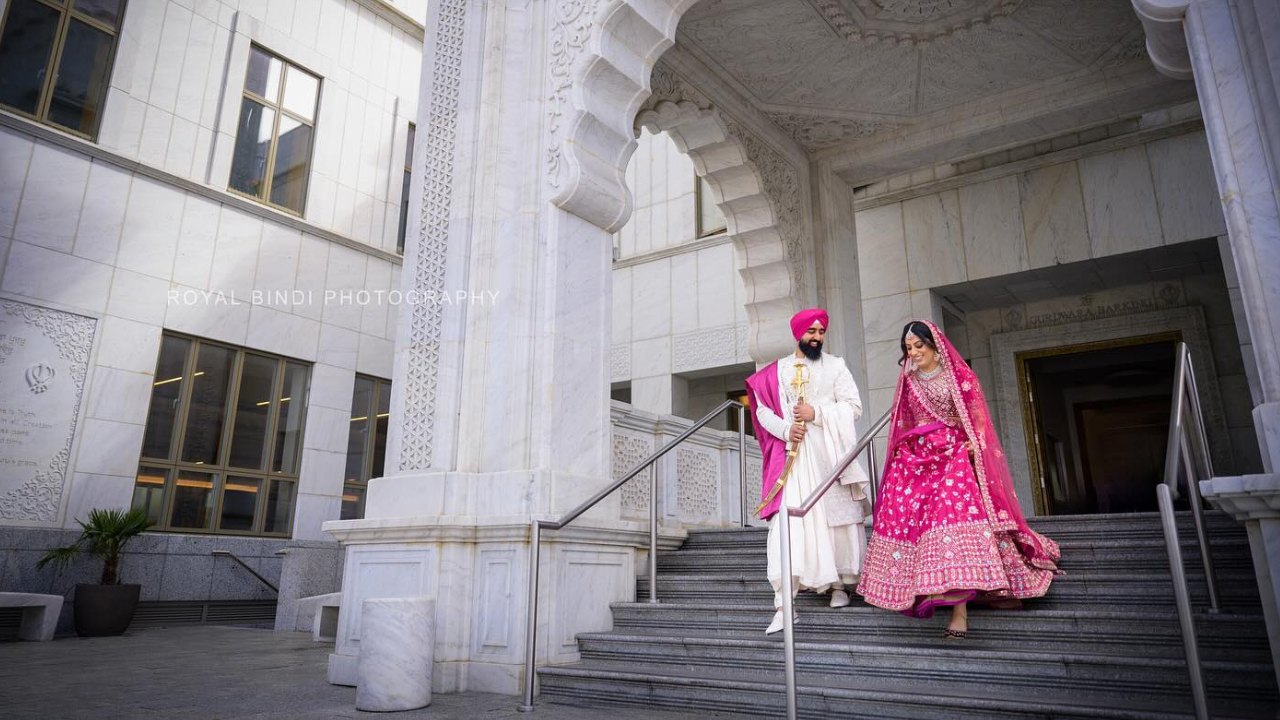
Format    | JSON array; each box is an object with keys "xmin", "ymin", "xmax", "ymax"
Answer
[{"xmin": 0, "ymin": 301, "xmax": 96, "ymax": 522}]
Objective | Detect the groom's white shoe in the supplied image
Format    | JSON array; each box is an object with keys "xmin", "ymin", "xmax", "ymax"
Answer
[
  {"xmin": 765, "ymin": 609, "xmax": 798, "ymax": 635},
  {"xmin": 829, "ymin": 589, "xmax": 851, "ymax": 608}
]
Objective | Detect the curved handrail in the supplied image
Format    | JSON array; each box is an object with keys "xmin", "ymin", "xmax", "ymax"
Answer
[
  {"xmin": 518, "ymin": 399, "xmax": 750, "ymax": 712},
  {"xmin": 775, "ymin": 409, "xmax": 891, "ymax": 719}
]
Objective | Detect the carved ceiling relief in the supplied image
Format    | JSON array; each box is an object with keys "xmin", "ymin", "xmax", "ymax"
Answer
[
  {"xmin": 765, "ymin": 112, "xmax": 903, "ymax": 151},
  {"xmin": 807, "ymin": 0, "xmax": 1024, "ymax": 43}
]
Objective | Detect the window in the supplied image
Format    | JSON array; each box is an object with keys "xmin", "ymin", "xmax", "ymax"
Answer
[
  {"xmin": 0, "ymin": 0, "xmax": 126, "ymax": 138},
  {"xmin": 229, "ymin": 46, "xmax": 319, "ymax": 214},
  {"xmin": 341, "ymin": 375, "xmax": 391, "ymax": 520},
  {"xmin": 396, "ymin": 123, "xmax": 414, "ymax": 255},
  {"xmin": 695, "ymin": 175, "xmax": 727, "ymax": 238},
  {"xmin": 132, "ymin": 334, "xmax": 310, "ymax": 536}
]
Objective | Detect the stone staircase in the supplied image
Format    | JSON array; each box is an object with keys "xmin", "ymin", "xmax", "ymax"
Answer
[{"xmin": 538, "ymin": 511, "xmax": 1279, "ymax": 719}]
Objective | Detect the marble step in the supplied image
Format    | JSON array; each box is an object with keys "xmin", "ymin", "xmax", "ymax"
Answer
[
  {"xmin": 573, "ymin": 632, "xmax": 1277, "ymax": 702},
  {"xmin": 679, "ymin": 516, "xmax": 1248, "ymax": 551},
  {"xmin": 655, "ymin": 539, "xmax": 1254, "ymax": 574},
  {"xmin": 538, "ymin": 660, "xmax": 1277, "ymax": 720},
  {"xmin": 606, "ymin": 603, "xmax": 1272, "ymax": 663},
  {"xmin": 634, "ymin": 572, "xmax": 1261, "ymax": 609}
]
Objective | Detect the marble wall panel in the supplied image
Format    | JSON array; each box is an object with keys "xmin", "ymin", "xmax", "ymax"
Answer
[
  {"xmin": 861, "ymin": 293, "xmax": 911, "ymax": 344},
  {"xmin": 670, "ymin": 253, "xmax": 699, "ymax": 335},
  {"xmin": 61, "ymin": 473, "xmax": 136, "ymax": 530},
  {"xmin": 612, "ymin": 267, "xmax": 632, "ymax": 346},
  {"xmin": 631, "ymin": 261, "xmax": 672, "ymax": 340},
  {"xmin": 107, "ymin": 269, "xmax": 170, "ymax": 326},
  {"xmin": 15, "ymin": 143, "xmax": 90, "ymax": 254},
  {"xmin": 1079, "ymin": 147, "xmax": 1164, "ymax": 258},
  {"xmin": 1146, "ymin": 132, "xmax": 1228, "ymax": 245},
  {"xmin": 856, "ymin": 204, "xmax": 909, "ymax": 299},
  {"xmin": 171, "ymin": 194, "xmax": 220, "ymax": 291},
  {"xmin": 292, "ymin": 492, "xmax": 342, "ymax": 541},
  {"xmin": 960, "ymin": 175, "xmax": 1028, "ymax": 280},
  {"xmin": 865, "ymin": 339, "xmax": 903, "ymax": 391},
  {"xmin": 0, "ymin": 128, "xmax": 33, "ymax": 239},
  {"xmin": 2, "ymin": 241, "xmax": 113, "ymax": 315},
  {"xmin": 697, "ymin": 244, "xmax": 736, "ymax": 330},
  {"xmin": 904, "ymin": 190, "xmax": 966, "ymax": 290},
  {"xmin": 94, "ymin": 316, "xmax": 161, "ymax": 374},
  {"xmin": 73, "ymin": 162, "xmax": 131, "ymax": 266},
  {"xmin": 84, "ymin": 367, "xmax": 153, "ymax": 425}
]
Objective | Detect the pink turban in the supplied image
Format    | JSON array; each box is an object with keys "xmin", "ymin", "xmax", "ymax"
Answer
[{"xmin": 790, "ymin": 308, "xmax": 829, "ymax": 340}]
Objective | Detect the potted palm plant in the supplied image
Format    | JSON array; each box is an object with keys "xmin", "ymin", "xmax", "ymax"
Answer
[{"xmin": 37, "ymin": 508, "xmax": 153, "ymax": 637}]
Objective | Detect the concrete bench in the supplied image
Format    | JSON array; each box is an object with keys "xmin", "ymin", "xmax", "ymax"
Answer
[
  {"xmin": 0, "ymin": 592, "xmax": 64, "ymax": 641},
  {"xmin": 294, "ymin": 592, "xmax": 341, "ymax": 641}
]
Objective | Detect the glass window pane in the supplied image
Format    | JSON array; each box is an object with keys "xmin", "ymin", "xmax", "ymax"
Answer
[
  {"xmin": 345, "ymin": 376, "xmax": 374, "ymax": 482},
  {"xmin": 170, "ymin": 470, "xmax": 216, "ymax": 529},
  {"xmin": 244, "ymin": 46, "xmax": 282, "ymax": 101},
  {"xmin": 264, "ymin": 479, "xmax": 295, "ymax": 534},
  {"xmin": 142, "ymin": 335, "xmax": 191, "ymax": 460},
  {"xmin": 180, "ymin": 344, "xmax": 234, "ymax": 465},
  {"xmin": 73, "ymin": 0, "xmax": 124, "ymax": 28},
  {"xmin": 397, "ymin": 168, "xmax": 410, "ymax": 254},
  {"xmin": 340, "ymin": 484, "xmax": 365, "ymax": 521},
  {"xmin": 0, "ymin": 0, "xmax": 61, "ymax": 115},
  {"xmin": 371, "ymin": 381, "xmax": 390, "ymax": 479},
  {"xmin": 269, "ymin": 115, "xmax": 312, "ymax": 212},
  {"xmin": 218, "ymin": 475, "xmax": 261, "ymax": 531},
  {"xmin": 228, "ymin": 354, "xmax": 276, "ymax": 469},
  {"xmin": 272, "ymin": 363, "xmax": 308, "ymax": 474},
  {"xmin": 47, "ymin": 19, "xmax": 113, "ymax": 135},
  {"xmin": 280, "ymin": 64, "xmax": 317, "ymax": 121},
  {"xmin": 229, "ymin": 99, "xmax": 275, "ymax": 199},
  {"xmin": 404, "ymin": 124, "xmax": 415, "ymax": 169},
  {"xmin": 698, "ymin": 176, "xmax": 726, "ymax": 236},
  {"xmin": 131, "ymin": 466, "xmax": 169, "ymax": 526}
]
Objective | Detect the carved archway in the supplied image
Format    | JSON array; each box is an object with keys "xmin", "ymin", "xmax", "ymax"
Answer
[{"xmin": 546, "ymin": 0, "xmax": 808, "ymax": 361}]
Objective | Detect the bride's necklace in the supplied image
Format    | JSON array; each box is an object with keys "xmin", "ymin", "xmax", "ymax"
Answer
[{"xmin": 916, "ymin": 364, "xmax": 944, "ymax": 381}]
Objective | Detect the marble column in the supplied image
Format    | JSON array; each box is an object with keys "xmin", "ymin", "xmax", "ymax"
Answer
[
  {"xmin": 1135, "ymin": 0, "xmax": 1280, "ymax": 687},
  {"xmin": 324, "ymin": 0, "xmax": 696, "ymax": 697}
]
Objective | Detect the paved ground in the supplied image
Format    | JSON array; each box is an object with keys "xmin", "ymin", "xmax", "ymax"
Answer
[{"xmin": 0, "ymin": 625, "xmax": 750, "ymax": 720}]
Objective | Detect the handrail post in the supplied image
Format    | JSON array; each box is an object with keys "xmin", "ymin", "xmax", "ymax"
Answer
[
  {"xmin": 1162, "ymin": 344, "xmax": 1190, "ymax": 499},
  {"xmin": 867, "ymin": 438, "xmax": 879, "ymax": 507},
  {"xmin": 779, "ymin": 507, "xmax": 798, "ymax": 720},
  {"xmin": 518, "ymin": 520, "xmax": 543, "ymax": 712},
  {"xmin": 738, "ymin": 404, "xmax": 749, "ymax": 527},
  {"xmin": 649, "ymin": 462, "xmax": 659, "ymax": 604},
  {"xmin": 1157, "ymin": 484, "xmax": 1210, "ymax": 720},
  {"xmin": 1181, "ymin": 433, "xmax": 1221, "ymax": 612}
]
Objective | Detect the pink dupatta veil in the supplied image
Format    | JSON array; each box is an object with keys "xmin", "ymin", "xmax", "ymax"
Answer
[{"xmin": 886, "ymin": 320, "xmax": 1060, "ymax": 571}]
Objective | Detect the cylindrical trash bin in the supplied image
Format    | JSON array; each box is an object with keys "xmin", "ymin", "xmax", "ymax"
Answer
[{"xmin": 356, "ymin": 597, "xmax": 435, "ymax": 712}]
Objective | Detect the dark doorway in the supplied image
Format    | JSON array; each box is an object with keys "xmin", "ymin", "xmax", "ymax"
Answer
[{"xmin": 1022, "ymin": 338, "xmax": 1178, "ymax": 515}]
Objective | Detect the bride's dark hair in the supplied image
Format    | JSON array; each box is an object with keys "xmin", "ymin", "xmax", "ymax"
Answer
[{"xmin": 899, "ymin": 321, "xmax": 938, "ymax": 366}]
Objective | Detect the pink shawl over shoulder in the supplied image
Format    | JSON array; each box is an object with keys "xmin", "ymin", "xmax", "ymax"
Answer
[{"xmin": 745, "ymin": 361, "xmax": 787, "ymax": 520}]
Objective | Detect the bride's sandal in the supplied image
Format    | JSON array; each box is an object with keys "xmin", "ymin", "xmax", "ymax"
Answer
[{"xmin": 943, "ymin": 628, "xmax": 967, "ymax": 640}]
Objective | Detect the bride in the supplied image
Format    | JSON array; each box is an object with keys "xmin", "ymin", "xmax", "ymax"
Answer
[{"xmin": 857, "ymin": 320, "xmax": 1060, "ymax": 638}]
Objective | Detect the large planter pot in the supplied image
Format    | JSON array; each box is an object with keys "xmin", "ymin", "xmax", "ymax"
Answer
[{"xmin": 73, "ymin": 583, "xmax": 141, "ymax": 637}]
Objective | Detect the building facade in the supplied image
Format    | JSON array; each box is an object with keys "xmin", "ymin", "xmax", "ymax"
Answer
[
  {"xmin": 0, "ymin": 0, "xmax": 424, "ymax": 620},
  {"xmin": 3, "ymin": 0, "xmax": 1280, "ymax": 706}
]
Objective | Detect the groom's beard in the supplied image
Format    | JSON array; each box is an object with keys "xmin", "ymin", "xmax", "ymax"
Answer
[{"xmin": 799, "ymin": 339, "xmax": 822, "ymax": 360}]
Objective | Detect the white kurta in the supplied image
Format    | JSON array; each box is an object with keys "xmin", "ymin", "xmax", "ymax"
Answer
[{"xmin": 757, "ymin": 352, "xmax": 870, "ymax": 604}]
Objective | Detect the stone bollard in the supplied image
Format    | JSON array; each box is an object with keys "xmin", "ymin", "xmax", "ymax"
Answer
[{"xmin": 355, "ymin": 597, "xmax": 434, "ymax": 712}]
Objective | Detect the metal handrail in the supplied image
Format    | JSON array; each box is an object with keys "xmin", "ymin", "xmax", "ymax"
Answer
[
  {"xmin": 1159, "ymin": 342, "xmax": 1220, "ymax": 720},
  {"xmin": 518, "ymin": 399, "xmax": 749, "ymax": 712},
  {"xmin": 210, "ymin": 550, "xmax": 278, "ymax": 593},
  {"xmin": 776, "ymin": 409, "xmax": 892, "ymax": 719}
]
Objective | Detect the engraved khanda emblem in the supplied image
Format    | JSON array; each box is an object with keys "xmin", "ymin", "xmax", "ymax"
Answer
[{"xmin": 26, "ymin": 362, "xmax": 54, "ymax": 394}]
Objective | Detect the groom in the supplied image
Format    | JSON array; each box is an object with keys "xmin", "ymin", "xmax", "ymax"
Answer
[{"xmin": 745, "ymin": 308, "xmax": 870, "ymax": 634}]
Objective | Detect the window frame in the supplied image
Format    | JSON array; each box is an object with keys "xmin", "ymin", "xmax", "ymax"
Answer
[
  {"xmin": 341, "ymin": 375, "xmax": 392, "ymax": 520},
  {"xmin": 227, "ymin": 44, "xmax": 321, "ymax": 216},
  {"xmin": 0, "ymin": 0, "xmax": 126, "ymax": 140},
  {"xmin": 134, "ymin": 333, "xmax": 310, "ymax": 537},
  {"xmin": 694, "ymin": 174, "xmax": 727, "ymax": 239},
  {"xmin": 396, "ymin": 122, "xmax": 415, "ymax": 255}
]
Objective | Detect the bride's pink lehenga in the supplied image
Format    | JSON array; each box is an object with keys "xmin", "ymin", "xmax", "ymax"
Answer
[{"xmin": 857, "ymin": 320, "xmax": 1060, "ymax": 618}]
